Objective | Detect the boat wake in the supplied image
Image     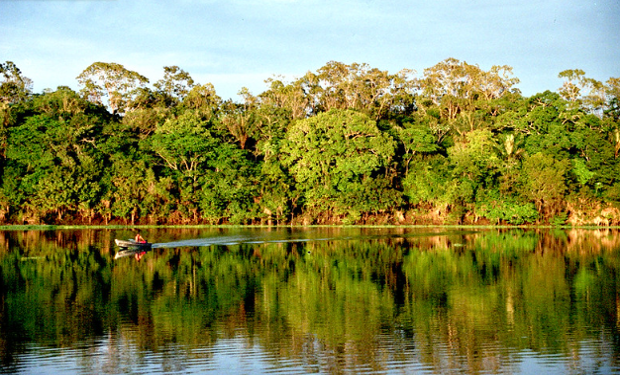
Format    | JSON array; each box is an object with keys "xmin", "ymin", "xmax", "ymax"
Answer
[
  {"xmin": 150, "ymin": 235, "xmax": 340, "ymax": 249},
  {"xmin": 148, "ymin": 230, "xmax": 478, "ymax": 249}
]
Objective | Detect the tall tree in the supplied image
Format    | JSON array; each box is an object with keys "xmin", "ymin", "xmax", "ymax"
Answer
[
  {"xmin": 558, "ymin": 69, "xmax": 612, "ymax": 116},
  {"xmin": 76, "ymin": 62, "xmax": 149, "ymax": 114},
  {"xmin": 0, "ymin": 61, "xmax": 33, "ymax": 105},
  {"xmin": 419, "ymin": 58, "xmax": 520, "ymax": 129},
  {"xmin": 260, "ymin": 77, "xmax": 311, "ymax": 120},
  {"xmin": 218, "ymin": 88, "xmax": 259, "ymax": 150},
  {"xmin": 154, "ymin": 65, "xmax": 195, "ymax": 102},
  {"xmin": 182, "ymin": 83, "xmax": 222, "ymax": 121},
  {"xmin": 0, "ymin": 61, "xmax": 33, "ymax": 163}
]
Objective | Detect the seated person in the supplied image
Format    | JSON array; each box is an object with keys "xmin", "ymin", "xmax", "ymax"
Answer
[{"xmin": 135, "ymin": 233, "xmax": 146, "ymax": 243}]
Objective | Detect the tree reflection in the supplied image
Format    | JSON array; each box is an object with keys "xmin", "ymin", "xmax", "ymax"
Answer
[{"xmin": 0, "ymin": 228, "xmax": 618, "ymax": 373}]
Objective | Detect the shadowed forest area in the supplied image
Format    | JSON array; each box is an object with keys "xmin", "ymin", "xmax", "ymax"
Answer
[{"xmin": 1, "ymin": 59, "xmax": 619, "ymax": 225}]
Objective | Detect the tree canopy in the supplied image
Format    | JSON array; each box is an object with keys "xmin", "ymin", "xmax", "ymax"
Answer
[{"xmin": 1, "ymin": 58, "xmax": 619, "ymax": 225}]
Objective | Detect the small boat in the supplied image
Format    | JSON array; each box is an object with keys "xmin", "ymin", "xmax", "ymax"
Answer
[{"xmin": 115, "ymin": 239, "xmax": 153, "ymax": 249}]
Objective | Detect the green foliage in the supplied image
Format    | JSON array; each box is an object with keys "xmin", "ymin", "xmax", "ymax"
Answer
[
  {"xmin": 476, "ymin": 191, "xmax": 539, "ymax": 224},
  {"xmin": 154, "ymin": 65, "xmax": 195, "ymax": 101},
  {"xmin": 76, "ymin": 61, "xmax": 149, "ymax": 114},
  {"xmin": 0, "ymin": 61, "xmax": 33, "ymax": 105},
  {"xmin": 518, "ymin": 153, "xmax": 571, "ymax": 217},
  {"xmin": 449, "ymin": 129, "xmax": 500, "ymax": 183},
  {"xmin": 198, "ymin": 143, "xmax": 258, "ymax": 224},
  {"xmin": 281, "ymin": 109, "xmax": 397, "ymax": 216},
  {"xmin": 572, "ymin": 158, "xmax": 595, "ymax": 187},
  {"xmin": 255, "ymin": 159, "xmax": 293, "ymax": 224},
  {"xmin": 149, "ymin": 111, "xmax": 216, "ymax": 173},
  {"xmin": 402, "ymin": 156, "xmax": 452, "ymax": 206},
  {"xmin": 397, "ymin": 120, "xmax": 440, "ymax": 174},
  {"xmin": 1, "ymin": 60, "xmax": 619, "ymax": 224},
  {"xmin": 550, "ymin": 212, "xmax": 569, "ymax": 226}
]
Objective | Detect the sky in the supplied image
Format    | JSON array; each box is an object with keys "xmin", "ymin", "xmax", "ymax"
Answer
[{"xmin": 1, "ymin": 0, "xmax": 619, "ymax": 101}]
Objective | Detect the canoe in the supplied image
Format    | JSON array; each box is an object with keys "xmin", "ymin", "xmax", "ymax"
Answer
[{"xmin": 115, "ymin": 239, "xmax": 152, "ymax": 249}]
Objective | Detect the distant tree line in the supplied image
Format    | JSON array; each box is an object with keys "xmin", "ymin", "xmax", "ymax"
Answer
[{"xmin": 1, "ymin": 59, "xmax": 619, "ymax": 225}]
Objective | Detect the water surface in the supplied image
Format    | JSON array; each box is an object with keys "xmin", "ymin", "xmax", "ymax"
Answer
[{"xmin": 0, "ymin": 227, "xmax": 618, "ymax": 374}]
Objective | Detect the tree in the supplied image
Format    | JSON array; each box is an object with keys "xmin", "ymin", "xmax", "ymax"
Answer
[
  {"xmin": 254, "ymin": 159, "xmax": 293, "ymax": 224},
  {"xmin": 449, "ymin": 129, "xmax": 500, "ymax": 183},
  {"xmin": 154, "ymin": 65, "xmax": 195, "ymax": 102},
  {"xmin": 419, "ymin": 58, "xmax": 520, "ymax": 130},
  {"xmin": 315, "ymin": 61, "xmax": 349, "ymax": 112},
  {"xmin": 260, "ymin": 76, "xmax": 312, "ymax": 119},
  {"xmin": 396, "ymin": 118, "xmax": 441, "ymax": 175},
  {"xmin": 280, "ymin": 109, "xmax": 396, "ymax": 218},
  {"xmin": 149, "ymin": 112, "xmax": 216, "ymax": 177},
  {"xmin": 0, "ymin": 61, "xmax": 33, "ymax": 104},
  {"xmin": 289, "ymin": 62, "xmax": 418, "ymax": 120},
  {"xmin": 218, "ymin": 88, "xmax": 258, "ymax": 150},
  {"xmin": 558, "ymin": 69, "xmax": 586, "ymax": 103},
  {"xmin": 1, "ymin": 86, "xmax": 112, "ymax": 223},
  {"xmin": 182, "ymin": 83, "xmax": 222, "ymax": 120},
  {"xmin": 76, "ymin": 62, "xmax": 149, "ymax": 114},
  {"xmin": 199, "ymin": 144, "xmax": 258, "ymax": 224},
  {"xmin": 402, "ymin": 155, "xmax": 453, "ymax": 209},
  {"xmin": 558, "ymin": 69, "xmax": 609, "ymax": 116},
  {"xmin": 3, "ymin": 59, "xmax": 620, "ymax": 225},
  {"xmin": 518, "ymin": 153, "xmax": 570, "ymax": 218},
  {"xmin": 0, "ymin": 62, "xmax": 33, "ymax": 163},
  {"xmin": 109, "ymin": 158, "xmax": 153, "ymax": 224}
]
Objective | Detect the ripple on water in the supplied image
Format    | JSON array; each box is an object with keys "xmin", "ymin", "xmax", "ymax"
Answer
[
  {"xmin": 7, "ymin": 330, "xmax": 619, "ymax": 375},
  {"xmin": 8, "ymin": 230, "xmax": 620, "ymax": 375}
]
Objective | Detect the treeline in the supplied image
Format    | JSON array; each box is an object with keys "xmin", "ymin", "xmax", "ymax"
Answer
[{"xmin": 1, "ymin": 59, "xmax": 619, "ymax": 225}]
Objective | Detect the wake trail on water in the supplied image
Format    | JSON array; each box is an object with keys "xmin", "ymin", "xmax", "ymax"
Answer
[
  {"xmin": 151, "ymin": 235, "xmax": 341, "ymax": 249},
  {"xmin": 149, "ymin": 230, "xmax": 478, "ymax": 249}
]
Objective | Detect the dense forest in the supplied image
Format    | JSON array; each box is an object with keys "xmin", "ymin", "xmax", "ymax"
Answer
[{"xmin": 1, "ymin": 59, "xmax": 619, "ymax": 225}]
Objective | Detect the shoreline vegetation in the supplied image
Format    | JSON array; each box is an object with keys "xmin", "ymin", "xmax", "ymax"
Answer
[{"xmin": 1, "ymin": 60, "xmax": 619, "ymax": 227}]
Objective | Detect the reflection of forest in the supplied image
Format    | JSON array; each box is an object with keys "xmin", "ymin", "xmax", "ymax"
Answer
[{"xmin": 0, "ymin": 229, "xmax": 618, "ymax": 373}]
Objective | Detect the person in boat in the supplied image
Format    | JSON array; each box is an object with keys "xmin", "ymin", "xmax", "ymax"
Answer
[{"xmin": 135, "ymin": 233, "xmax": 146, "ymax": 243}]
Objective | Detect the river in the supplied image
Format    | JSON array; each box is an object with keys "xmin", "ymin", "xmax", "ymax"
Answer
[{"xmin": 0, "ymin": 227, "xmax": 618, "ymax": 374}]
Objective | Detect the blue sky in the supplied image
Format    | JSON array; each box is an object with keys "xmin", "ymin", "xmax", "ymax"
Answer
[{"xmin": 2, "ymin": 0, "xmax": 619, "ymax": 101}]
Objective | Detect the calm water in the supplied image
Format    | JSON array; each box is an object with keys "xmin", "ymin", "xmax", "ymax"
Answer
[{"xmin": 0, "ymin": 227, "xmax": 618, "ymax": 374}]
